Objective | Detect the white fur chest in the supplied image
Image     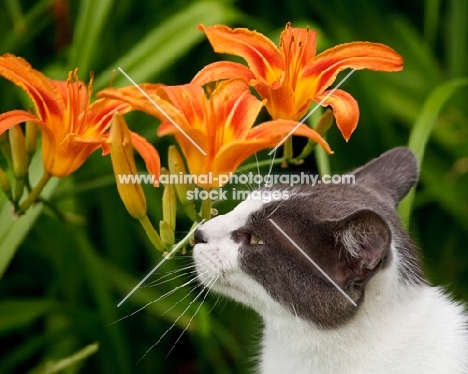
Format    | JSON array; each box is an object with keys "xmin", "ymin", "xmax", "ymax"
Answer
[{"xmin": 260, "ymin": 284, "xmax": 468, "ymax": 374}]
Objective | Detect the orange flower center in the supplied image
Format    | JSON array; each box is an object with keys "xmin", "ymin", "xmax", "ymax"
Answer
[
  {"xmin": 280, "ymin": 23, "xmax": 311, "ymax": 91},
  {"xmin": 64, "ymin": 69, "xmax": 95, "ymax": 137}
]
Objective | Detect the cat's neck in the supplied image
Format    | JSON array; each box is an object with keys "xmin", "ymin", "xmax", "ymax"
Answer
[{"xmin": 259, "ymin": 263, "xmax": 467, "ymax": 374}]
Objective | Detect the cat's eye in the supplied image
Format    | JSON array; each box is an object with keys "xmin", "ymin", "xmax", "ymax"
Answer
[{"xmin": 249, "ymin": 233, "xmax": 265, "ymax": 245}]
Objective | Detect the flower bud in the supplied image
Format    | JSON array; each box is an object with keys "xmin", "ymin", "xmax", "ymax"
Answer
[
  {"xmin": 315, "ymin": 109, "xmax": 334, "ymax": 136},
  {"xmin": 25, "ymin": 119, "xmax": 38, "ymax": 166},
  {"xmin": 109, "ymin": 113, "xmax": 147, "ymax": 219},
  {"xmin": 8, "ymin": 125, "xmax": 27, "ymax": 179},
  {"xmin": 162, "ymin": 183, "xmax": 176, "ymax": 231},
  {"xmin": 159, "ymin": 220, "xmax": 175, "ymax": 247},
  {"xmin": 0, "ymin": 132, "xmax": 12, "ymax": 167},
  {"xmin": 9, "ymin": 125, "xmax": 27, "ymax": 202},
  {"xmin": 168, "ymin": 146, "xmax": 201, "ymax": 223},
  {"xmin": 0, "ymin": 167, "xmax": 13, "ymax": 201}
]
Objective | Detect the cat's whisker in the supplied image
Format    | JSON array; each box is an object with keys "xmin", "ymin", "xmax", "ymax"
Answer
[
  {"xmin": 205, "ymin": 294, "xmax": 220, "ymax": 315},
  {"xmin": 163, "ymin": 256, "xmax": 193, "ymax": 261},
  {"xmin": 137, "ymin": 275, "xmax": 218, "ymax": 363},
  {"xmin": 144, "ymin": 266, "xmax": 198, "ymax": 288},
  {"xmin": 144, "ymin": 269, "xmax": 199, "ymax": 288},
  {"xmin": 234, "ymin": 170, "xmax": 255, "ymax": 192},
  {"xmin": 158, "ymin": 280, "xmax": 207, "ymax": 318},
  {"xmin": 108, "ymin": 272, "xmax": 208, "ymax": 326},
  {"xmin": 291, "ymin": 303, "xmax": 302, "ymax": 328},
  {"xmin": 165, "ymin": 275, "xmax": 219, "ymax": 358},
  {"xmin": 266, "ymin": 198, "xmax": 285, "ymax": 219},
  {"xmin": 143, "ymin": 264, "xmax": 198, "ymax": 287},
  {"xmin": 174, "ymin": 230, "xmax": 190, "ymax": 235}
]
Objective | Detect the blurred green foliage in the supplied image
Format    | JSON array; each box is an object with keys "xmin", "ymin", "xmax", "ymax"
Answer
[{"xmin": 0, "ymin": 0, "xmax": 467, "ymax": 373}]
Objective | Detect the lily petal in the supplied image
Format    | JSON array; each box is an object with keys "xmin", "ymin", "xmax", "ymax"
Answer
[
  {"xmin": 199, "ymin": 24, "xmax": 284, "ymax": 87},
  {"xmin": 171, "ymin": 130, "xmax": 209, "ymax": 176},
  {"xmin": 253, "ymin": 81, "xmax": 297, "ymax": 120},
  {"xmin": 0, "ymin": 54, "xmax": 63, "ymax": 122},
  {"xmin": 212, "ymin": 139, "xmax": 280, "ymax": 181},
  {"xmin": 192, "ymin": 61, "xmax": 256, "ymax": 86},
  {"xmin": 212, "ymin": 119, "xmax": 332, "ymax": 181},
  {"xmin": 86, "ymin": 99, "xmax": 132, "ymax": 135},
  {"xmin": 315, "ymin": 89, "xmax": 359, "ymax": 141},
  {"xmin": 50, "ymin": 134, "xmax": 104, "ymax": 177},
  {"xmin": 206, "ymin": 79, "xmax": 264, "ymax": 142},
  {"xmin": 247, "ymin": 119, "xmax": 333, "ymax": 154},
  {"xmin": 304, "ymin": 42, "xmax": 403, "ymax": 94},
  {"xmin": 97, "ymin": 84, "xmax": 180, "ymax": 123},
  {"xmin": 158, "ymin": 80, "xmax": 265, "ymax": 161},
  {"xmin": 0, "ymin": 110, "xmax": 44, "ymax": 135},
  {"xmin": 157, "ymin": 84, "xmax": 206, "ymax": 132},
  {"xmin": 130, "ymin": 131, "xmax": 161, "ymax": 187},
  {"xmin": 0, "ymin": 110, "xmax": 60, "ymax": 173}
]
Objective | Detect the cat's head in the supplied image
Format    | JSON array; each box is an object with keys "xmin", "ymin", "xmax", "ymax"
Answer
[{"xmin": 193, "ymin": 147, "xmax": 425, "ymax": 328}]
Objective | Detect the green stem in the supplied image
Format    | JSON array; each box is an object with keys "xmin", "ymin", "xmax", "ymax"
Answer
[
  {"xmin": 201, "ymin": 195, "xmax": 212, "ymax": 220},
  {"xmin": 13, "ymin": 176, "xmax": 25, "ymax": 204},
  {"xmin": 16, "ymin": 171, "xmax": 51, "ymax": 215},
  {"xmin": 138, "ymin": 215, "xmax": 167, "ymax": 252},
  {"xmin": 238, "ymin": 158, "xmax": 283, "ymax": 174},
  {"xmin": 315, "ymin": 144, "xmax": 330, "ymax": 176},
  {"xmin": 292, "ymin": 140, "xmax": 318, "ymax": 163},
  {"xmin": 282, "ymin": 137, "xmax": 293, "ymax": 166},
  {"xmin": 238, "ymin": 153, "xmax": 314, "ymax": 174}
]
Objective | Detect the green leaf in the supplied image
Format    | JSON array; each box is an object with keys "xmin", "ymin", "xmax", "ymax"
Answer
[
  {"xmin": 102, "ymin": 258, "xmax": 194, "ymax": 328},
  {"xmin": 71, "ymin": 231, "xmax": 131, "ymax": 374},
  {"xmin": 0, "ymin": 299, "xmax": 57, "ymax": 335},
  {"xmin": 398, "ymin": 78, "xmax": 468, "ymax": 227},
  {"xmin": 68, "ymin": 0, "xmax": 116, "ymax": 73},
  {"xmin": 0, "ymin": 0, "xmax": 55, "ymax": 54},
  {"xmin": 447, "ymin": 0, "xmax": 468, "ymax": 79},
  {"xmin": 423, "ymin": 0, "xmax": 440, "ymax": 46},
  {"xmin": 0, "ymin": 334, "xmax": 49, "ymax": 373},
  {"xmin": 93, "ymin": 0, "xmax": 238, "ymax": 89},
  {"xmin": 4, "ymin": 0, "xmax": 25, "ymax": 35},
  {"xmin": 27, "ymin": 343, "xmax": 99, "ymax": 374},
  {"xmin": 0, "ymin": 152, "xmax": 60, "ymax": 279}
]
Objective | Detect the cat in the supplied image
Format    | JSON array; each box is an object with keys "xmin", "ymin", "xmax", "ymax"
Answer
[{"xmin": 192, "ymin": 147, "xmax": 468, "ymax": 374}]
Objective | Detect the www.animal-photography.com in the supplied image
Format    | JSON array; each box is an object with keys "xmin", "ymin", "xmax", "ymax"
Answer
[{"xmin": 0, "ymin": 0, "xmax": 467, "ymax": 373}]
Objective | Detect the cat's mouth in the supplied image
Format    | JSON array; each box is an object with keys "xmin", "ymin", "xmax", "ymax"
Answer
[
  {"xmin": 193, "ymin": 245, "xmax": 249, "ymax": 295},
  {"xmin": 193, "ymin": 245, "xmax": 227, "ymax": 280}
]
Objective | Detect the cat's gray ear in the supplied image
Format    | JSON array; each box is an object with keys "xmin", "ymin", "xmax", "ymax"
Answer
[
  {"xmin": 331, "ymin": 209, "xmax": 391, "ymax": 287},
  {"xmin": 353, "ymin": 147, "xmax": 419, "ymax": 205}
]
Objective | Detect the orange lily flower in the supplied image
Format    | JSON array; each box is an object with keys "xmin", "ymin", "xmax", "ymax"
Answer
[
  {"xmin": 98, "ymin": 79, "xmax": 332, "ymax": 189},
  {"xmin": 192, "ymin": 23, "xmax": 403, "ymax": 140},
  {"xmin": 0, "ymin": 54, "xmax": 160, "ymax": 178}
]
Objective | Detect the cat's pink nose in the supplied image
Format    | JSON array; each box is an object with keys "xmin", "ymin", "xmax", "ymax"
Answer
[{"xmin": 194, "ymin": 229, "xmax": 207, "ymax": 244}]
